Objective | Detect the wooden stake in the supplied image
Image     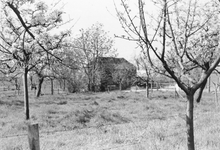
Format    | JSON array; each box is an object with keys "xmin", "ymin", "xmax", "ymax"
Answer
[{"xmin": 28, "ymin": 124, "xmax": 40, "ymax": 150}]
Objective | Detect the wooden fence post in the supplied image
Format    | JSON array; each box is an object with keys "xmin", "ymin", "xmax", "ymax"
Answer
[{"xmin": 28, "ymin": 123, "xmax": 40, "ymax": 150}]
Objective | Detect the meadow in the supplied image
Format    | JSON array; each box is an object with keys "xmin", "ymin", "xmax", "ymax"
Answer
[{"xmin": 0, "ymin": 89, "xmax": 220, "ymax": 150}]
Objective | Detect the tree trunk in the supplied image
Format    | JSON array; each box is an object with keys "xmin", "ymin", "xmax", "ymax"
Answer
[
  {"xmin": 92, "ymin": 74, "xmax": 96, "ymax": 92},
  {"xmin": 146, "ymin": 81, "xmax": 149, "ymax": 98},
  {"xmin": 119, "ymin": 81, "xmax": 122, "ymax": 91},
  {"xmin": 91, "ymin": 84, "xmax": 95, "ymax": 92},
  {"xmin": 195, "ymin": 79, "xmax": 207, "ymax": 103},
  {"xmin": 63, "ymin": 79, "xmax": 66, "ymax": 91},
  {"xmin": 186, "ymin": 94, "xmax": 195, "ymax": 150},
  {"xmin": 208, "ymin": 76, "xmax": 211, "ymax": 93},
  {"xmin": 23, "ymin": 67, "xmax": 30, "ymax": 120},
  {"xmin": 59, "ymin": 79, "xmax": 62, "ymax": 89},
  {"xmin": 15, "ymin": 77, "xmax": 20, "ymax": 95},
  {"xmin": 88, "ymin": 77, "xmax": 91, "ymax": 91},
  {"xmin": 88, "ymin": 84, "xmax": 90, "ymax": 91},
  {"xmin": 36, "ymin": 77, "xmax": 44, "ymax": 97},
  {"xmin": 51, "ymin": 78, "xmax": 54, "ymax": 95},
  {"xmin": 151, "ymin": 81, "xmax": 153, "ymax": 91}
]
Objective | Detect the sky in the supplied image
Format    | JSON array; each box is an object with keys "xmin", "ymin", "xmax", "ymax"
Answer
[{"xmin": 45, "ymin": 0, "xmax": 142, "ymax": 62}]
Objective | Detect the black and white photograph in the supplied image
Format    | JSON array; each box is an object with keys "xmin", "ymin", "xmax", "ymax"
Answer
[{"xmin": 0, "ymin": 0, "xmax": 220, "ymax": 150}]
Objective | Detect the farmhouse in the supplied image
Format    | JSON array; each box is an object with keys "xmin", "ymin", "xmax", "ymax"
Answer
[{"xmin": 88, "ymin": 57, "xmax": 136, "ymax": 91}]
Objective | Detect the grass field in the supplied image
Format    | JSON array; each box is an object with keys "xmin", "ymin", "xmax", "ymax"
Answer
[{"xmin": 0, "ymin": 90, "xmax": 220, "ymax": 150}]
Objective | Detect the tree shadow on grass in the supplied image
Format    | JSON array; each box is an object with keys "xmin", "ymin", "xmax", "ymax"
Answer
[{"xmin": 0, "ymin": 99, "xmax": 24, "ymax": 107}]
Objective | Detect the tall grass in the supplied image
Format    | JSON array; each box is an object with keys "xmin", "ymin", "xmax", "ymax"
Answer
[{"xmin": 0, "ymin": 90, "xmax": 219, "ymax": 150}]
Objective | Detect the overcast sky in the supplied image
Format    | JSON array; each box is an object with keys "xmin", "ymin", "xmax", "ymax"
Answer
[{"xmin": 45, "ymin": 0, "xmax": 141, "ymax": 61}]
